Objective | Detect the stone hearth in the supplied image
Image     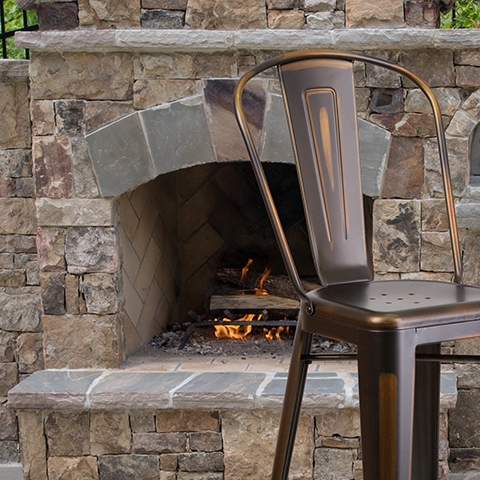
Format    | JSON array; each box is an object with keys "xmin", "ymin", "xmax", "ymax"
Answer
[{"xmin": 8, "ymin": 357, "xmax": 457, "ymax": 479}]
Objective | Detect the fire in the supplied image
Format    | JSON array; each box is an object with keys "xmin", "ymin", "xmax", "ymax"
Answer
[
  {"xmin": 263, "ymin": 326, "xmax": 289, "ymax": 341},
  {"xmin": 254, "ymin": 266, "xmax": 271, "ymax": 296},
  {"xmin": 214, "ymin": 260, "xmax": 287, "ymax": 341},
  {"xmin": 239, "ymin": 259, "xmax": 271, "ymax": 296},
  {"xmin": 214, "ymin": 315, "xmax": 289, "ymax": 341},
  {"xmin": 214, "ymin": 314, "xmax": 257, "ymax": 340},
  {"xmin": 240, "ymin": 258, "xmax": 254, "ymax": 285}
]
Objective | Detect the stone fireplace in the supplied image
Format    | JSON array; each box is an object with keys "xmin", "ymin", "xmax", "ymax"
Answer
[
  {"xmin": 6, "ymin": 0, "xmax": 480, "ymax": 371},
  {"xmin": 115, "ymin": 162, "xmax": 310, "ymax": 353},
  {"xmin": 3, "ymin": 0, "xmax": 480, "ymax": 477},
  {"xmin": 84, "ymin": 78, "xmax": 390, "ymax": 355}
]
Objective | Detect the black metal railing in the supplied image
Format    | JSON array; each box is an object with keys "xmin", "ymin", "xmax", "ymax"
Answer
[{"xmin": 1, "ymin": 0, "xmax": 38, "ymax": 59}]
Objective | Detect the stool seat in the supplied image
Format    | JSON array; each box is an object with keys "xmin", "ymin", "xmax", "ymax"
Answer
[{"xmin": 307, "ymin": 280, "xmax": 480, "ymax": 329}]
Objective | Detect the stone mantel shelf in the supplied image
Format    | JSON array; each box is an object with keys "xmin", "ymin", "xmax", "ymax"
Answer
[{"xmin": 15, "ymin": 28, "xmax": 480, "ymax": 54}]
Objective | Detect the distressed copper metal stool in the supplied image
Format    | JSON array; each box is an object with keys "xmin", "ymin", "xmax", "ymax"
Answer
[{"xmin": 233, "ymin": 50, "xmax": 480, "ymax": 480}]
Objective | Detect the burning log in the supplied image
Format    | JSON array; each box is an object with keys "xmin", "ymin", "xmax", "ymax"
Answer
[
  {"xmin": 213, "ymin": 315, "xmax": 295, "ymax": 341},
  {"xmin": 215, "ymin": 267, "xmax": 320, "ymax": 299},
  {"xmin": 177, "ymin": 313, "xmax": 298, "ymax": 349},
  {"xmin": 194, "ymin": 260, "xmax": 321, "ymax": 345}
]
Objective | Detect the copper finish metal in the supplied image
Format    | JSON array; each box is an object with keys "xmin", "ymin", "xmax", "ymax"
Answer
[{"xmin": 233, "ymin": 50, "xmax": 480, "ymax": 480}]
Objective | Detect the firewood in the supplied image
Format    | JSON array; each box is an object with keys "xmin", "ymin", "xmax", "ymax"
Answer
[
  {"xmin": 209, "ymin": 294, "xmax": 299, "ymax": 317},
  {"xmin": 215, "ymin": 267, "xmax": 320, "ymax": 299}
]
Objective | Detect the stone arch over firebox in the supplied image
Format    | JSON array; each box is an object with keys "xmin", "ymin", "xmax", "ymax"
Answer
[
  {"xmin": 442, "ymin": 87, "xmax": 480, "ymax": 196},
  {"xmin": 86, "ymin": 79, "xmax": 391, "ymax": 199}
]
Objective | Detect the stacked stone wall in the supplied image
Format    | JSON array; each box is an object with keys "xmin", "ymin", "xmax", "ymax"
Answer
[
  {"xmin": 32, "ymin": 0, "xmax": 450, "ymax": 31},
  {"xmin": 0, "ymin": 60, "xmax": 39, "ymax": 467},
  {"xmin": 12, "ymin": 407, "xmax": 415, "ymax": 480},
  {"xmin": 34, "ymin": 0, "xmax": 348, "ymax": 31},
  {"xmin": 10, "ymin": 404, "xmax": 455, "ymax": 480},
  {"xmin": 30, "ymin": 59, "xmax": 126, "ymax": 371},
  {"xmin": 24, "ymin": 45, "xmax": 480, "ymax": 373},
  {"xmin": 14, "ymin": 40, "xmax": 480, "ymax": 476}
]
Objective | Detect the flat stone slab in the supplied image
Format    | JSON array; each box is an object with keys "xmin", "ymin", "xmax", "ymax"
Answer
[
  {"xmin": 8, "ymin": 370, "xmax": 103, "ymax": 409},
  {"xmin": 8, "ymin": 367, "xmax": 457, "ymax": 411},
  {"xmin": 0, "ymin": 60, "xmax": 29, "ymax": 78},
  {"xmin": 86, "ymin": 371, "xmax": 193, "ymax": 409},
  {"xmin": 0, "ymin": 464, "xmax": 23, "ymax": 480},
  {"xmin": 15, "ymin": 29, "xmax": 480, "ymax": 53}
]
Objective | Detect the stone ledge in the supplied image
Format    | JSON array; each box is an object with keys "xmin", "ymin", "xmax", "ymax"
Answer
[
  {"xmin": 0, "ymin": 60, "xmax": 29, "ymax": 78},
  {"xmin": 15, "ymin": 28, "xmax": 480, "ymax": 54},
  {"xmin": 0, "ymin": 464, "xmax": 23, "ymax": 480},
  {"xmin": 456, "ymin": 200, "xmax": 480, "ymax": 229},
  {"xmin": 8, "ymin": 368, "xmax": 457, "ymax": 411}
]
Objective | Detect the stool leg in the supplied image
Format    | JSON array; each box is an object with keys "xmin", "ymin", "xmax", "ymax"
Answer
[
  {"xmin": 413, "ymin": 344, "xmax": 441, "ymax": 480},
  {"xmin": 357, "ymin": 330, "xmax": 417, "ymax": 480},
  {"xmin": 271, "ymin": 319, "xmax": 312, "ymax": 480}
]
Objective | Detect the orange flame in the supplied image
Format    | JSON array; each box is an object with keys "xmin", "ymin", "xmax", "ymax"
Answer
[
  {"xmin": 214, "ymin": 314, "xmax": 257, "ymax": 340},
  {"xmin": 264, "ymin": 326, "xmax": 289, "ymax": 341},
  {"xmin": 255, "ymin": 267, "xmax": 271, "ymax": 296},
  {"xmin": 214, "ymin": 260, "xmax": 286, "ymax": 341},
  {"xmin": 240, "ymin": 259, "xmax": 254, "ymax": 285},
  {"xmin": 214, "ymin": 314, "xmax": 289, "ymax": 341}
]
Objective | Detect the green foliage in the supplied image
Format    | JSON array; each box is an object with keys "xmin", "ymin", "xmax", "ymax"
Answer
[
  {"xmin": 1, "ymin": 0, "xmax": 38, "ymax": 59},
  {"xmin": 441, "ymin": 0, "xmax": 480, "ymax": 28}
]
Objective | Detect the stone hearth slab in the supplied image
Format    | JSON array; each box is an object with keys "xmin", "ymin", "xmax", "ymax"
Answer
[
  {"xmin": 173, "ymin": 372, "xmax": 265, "ymax": 409},
  {"xmin": 0, "ymin": 464, "xmax": 23, "ymax": 480},
  {"xmin": 87, "ymin": 371, "xmax": 194, "ymax": 409},
  {"xmin": 9, "ymin": 367, "xmax": 457, "ymax": 411},
  {"xmin": 8, "ymin": 370, "xmax": 103, "ymax": 409},
  {"xmin": 259, "ymin": 372, "xmax": 350, "ymax": 409}
]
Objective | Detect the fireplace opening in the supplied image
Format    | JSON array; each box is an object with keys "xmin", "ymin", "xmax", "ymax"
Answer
[
  {"xmin": 118, "ymin": 161, "xmax": 324, "ymax": 355},
  {"xmin": 118, "ymin": 162, "xmax": 368, "ymax": 354}
]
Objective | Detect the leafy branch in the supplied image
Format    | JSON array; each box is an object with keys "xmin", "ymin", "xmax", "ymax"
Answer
[
  {"xmin": 1, "ymin": 0, "xmax": 37, "ymax": 58},
  {"xmin": 441, "ymin": 0, "xmax": 480, "ymax": 28}
]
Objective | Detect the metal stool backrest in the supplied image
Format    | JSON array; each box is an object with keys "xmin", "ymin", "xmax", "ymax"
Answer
[
  {"xmin": 280, "ymin": 58, "xmax": 370, "ymax": 286},
  {"xmin": 234, "ymin": 51, "xmax": 462, "ymax": 301}
]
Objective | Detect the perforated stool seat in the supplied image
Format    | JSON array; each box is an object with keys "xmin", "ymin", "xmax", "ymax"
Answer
[{"xmin": 308, "ymin": 280, "xmax": 480, "ymax": 328}]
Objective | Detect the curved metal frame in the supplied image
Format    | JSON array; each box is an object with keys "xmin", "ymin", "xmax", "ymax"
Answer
[{"xmin": 234, "ymin": 50, "xmax": 463, "ymax": 310}]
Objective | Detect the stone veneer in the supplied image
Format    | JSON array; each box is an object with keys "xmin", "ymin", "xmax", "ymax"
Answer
[
  {"xmin": 22, "ymin": 0, "xmax": 454, "ymax": 31},
  {"xmin": 2, "ymin": 0, "xmax": 480, "ymax": 477},
  {"xmin": 17, "ymin": 30, "xmax": 480, "ymax": 368},
  {"xmin": 1, "ymin": 59, "xmax": 37, "ymax": 477}
]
